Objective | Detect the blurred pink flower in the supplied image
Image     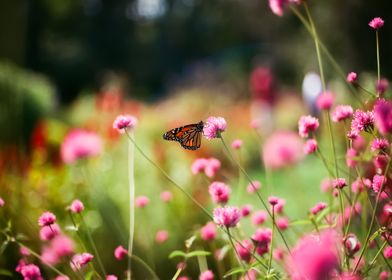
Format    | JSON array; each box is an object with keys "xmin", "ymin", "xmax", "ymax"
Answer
[
  {"xmin": 376, "ymin": 79, "xmax": 389, "ymax": 95},
  {"xmin": 252, "ymin": 228, "xmax": 272, "ymax": 256},
  {"xmin": 19, "ymin": 264, "xmax": 43, "ymax": 280},
  {"xmin": 250, "ymin": 67, "xmax": 274, "ymax": 102},
  {"xmin": 235, "ymin": 239, "xmax": 253, "ymax": 263},
  {"xmin": 344, "ymin": 233, "xmax": 361, "ymax": 256},
  {"xmin": 332, "ymin": 105, "xmax": 353, "ymax": 122},
  {"xmin": 311, "ymin": 202, "xmax": 327, "ymax": 215},
  {"xmin": 200, "ymin": 222, "xmax": 217, "ymax": 241},
  {"xmin": 247, "ymin": 180, "xmax": 261, "ymax": 194},
  {"xmin": 114, "ymin": 245, "xmax": 128, "ymax": 260},
  {"xmin": 371, "ymin": 138, "xmax": 389, "ymax": 153},
  {"xmin": 106, "ymin": 275, "xmax": 118, "ymax": 280},
  {"xmin": 346, "ymin": 72, "xmax": 357, "ymax": 83},
  {"xmin": 350, "ymin": 109, "xmax": 374, "ymax": 137},
  {"xmin": 320, "ymin": 178, "xmax": 333, "ymax": 193},
  {"xmin": 155, "ymin": 230, "xmax": 169, "ymax": 244},
  {"xmin": 0, "ymin": 197, "xmax": 4, "ymax": 207},
  {"xmin": 263, "ymin": 131, "xmax": 303, "ymax": 169},
  {"xmin": 38, "ymin": 212, "xmax": 56, "ymax": 227},
  {"xmin": 268, "ymin": 196, "xmax": 279, "ymax": 206},
  {"xmin": 346, "ymin": 148, "xmax": 357, "ymax": 168},
  {"xmin": 369, "ymin": 17, "xmax": 384, "ymax": 29},
  {"xmin": 20, "ymin": 247, "xmax": 30, "ymax": 257},
  {"xmin": 160, "ymin": 191, "xmax": 173, "ymax": 202},
  {"xmin": 135, "ymin": 196, "xmax": 149, "ymax": 208},
  {"xmin": 383, "ymin": 246, "xmax": 392, "ymax": 259},
  {"xmin": 40, "ymin": 223, "xmax": 61, "ymax": 241},
  {"xmin": 204, "ymin": 158, "xmax": 221, "ymax": 178},
  {"xmin": 61, "ymin": 129, "xmax": 103, "ymax": 164},
  {"xmin": 69, "ymin": 199, "xmax": 84, "ymax": 214},
  {"xmin": 213, "ymin": 206, "xmax": 241, "ymax": 227},
  {"xmin": 333, "ymin": 178, "xmax": 347, "ymax": 189},
  {"xmin": 199, "ymin": 270, "xmax": 214, "ymax": 280},
  {"xmin": 112, "ymin": 114, "xmax": 137, "ymax": 133},
  {"xmin": 274, "ymin": 248, "xmax": 285, "ymax": 261},
  {"xmin": 71, "ymin": 253, "xmax": 94, "ymax": 270},
  {"xmin": 316, "ymin": 91, "xmax": 335, "ymax": 110},
  {"xmin": 286, "ymin": 229, "xmax": 340, "ymax": 280},
  {"xmin": 298, "ymin": 116, "xmax": 319, "ymax": 138},
  {"xmin": 251, "ymin": 210, "xmax": 267, "ymax": 226},
  {"xmin": 191, "ymin": 158, "xmax": 208, "ymax": 174},
  {"xmin": 277, "ymin": 217, "xmax": 289, "ymax": 230},
  {"xmin": 241, "ymin": 204, "xmax": 252, "ymax": 217},
  {"xmin": 273, "ymin": 198, "xmax": 286, "ymax": 214},
  {"xmin": 209, "ymin": 182, "xmax": 231, "ymax": 204},
  {"xmin": 203, "ymin": 117, "xmax": 227, "ymax": 139},
  {"xmin": 303, "ymin": 139, "xmax": 317, "ymax": 155},
  {"xmin": 56, "ymin": 276, "xmax": 70, "ymax": 280},
  {"xmin": 380, "ymin": 271, "xmax": 390, "ymax": 280},
  {"xmin": 41, "ymin": 235, "xmax": 75, "ymax": 266},
  {"xmin": 269, "ymin": 0, "xmax": 287, "ymax": 16},
  {"xmin": 231, "ymin": 139, "xmax": 243, "ymax": 149},
  {"xmin": 351, "ymin": 177, "xmax": 370, "ymax": 193},
  {"xmin": 372, "ymin": 174, "xmax": 385, "ymax": 193},
  {"xmin": 374, "ymin": 99, "xmax": 392, "ymax": 135}
]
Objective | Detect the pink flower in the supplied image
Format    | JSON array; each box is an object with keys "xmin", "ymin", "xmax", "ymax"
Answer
[
  {"xmin": 135, "ymin": 196, "xmax": 149, "ymax": 208},
  {"xmin": 251, "ymin": 210, "xmax": 267, "ymax": 226},
  {"xmin": 155, "ymin": 230, "xmax": 169, "ymax": 244},
  {"xmin": 20, "ymin": 247, "xmax": 30, "ymax": 257},
  {"xmin": 372, "ymin": 174, "xmax": 385, "ymax": 193},
  {"xmin": 332, "ymin": 105, "xmax": 353, "ymax": 122},
  {"xmin": 380, "ymin": 271, "xmax": 390, "ymax": 280},
  {"xmin": 268, "ymin": 196, "xmax": 279, "ymax": 206},
  {"xmin": 19, "ymin": 264, "xmax": 43, "ymax": 280},
  {"xmin": 38, "ymin": 212, "xmax": 56, "ymax": 227},
  {"xmin": 231, "ymin": 139, "xmax": 243, "ymax": 149},
  {"xmin": 114, "ymin": 245, "xmax": 128, "ymax": 260},
  {"xmin": 346, "ymin": 72, "xmax": 357, "ymax": 83},
  {"xmin": 374, "ymin": 99, "xmax": 392, "ymax": 134},
  {"xmin": 241, "ymin": 204, "xmax": 252, "ymax": 217},
  {"xmin": 263, "ymin": 131, "xmax": 303, "ymax": 169},
  {"xmin": 69, "ymin": 199, "xmax": 84, "ymax": 213},
  {"xmin": 40, "ymin": 223, "xmax": 61, "ymax": 241},
  {"xmin": 200, "ymin": 222, "xmax": 217, "ymax": 241},
  {"xmin": 160, "ymin": 191, "xmax": 173, "ymax": 202},
  {"xmin": 71, "ymin": 253, "xmax": 94, "ymax": 270},
  {"xmin": 199, "ymin": 270, "xmax": 214, "ymax": 280},
  {"xmin": 376, "ymin": 79, "xmax": 389, "ymax": 95},
  {"xmin": 273, "ymin": 198, "xmax": 286, "ymax": 214},
  {"xmin": 0, "ymin": 197, "xmax": 4, "ymax": 207},
  {"xmin": 235, "ymin": 239, "xmax": 253, "ymax": 263},
  {"xmin": 350, "ymin": 109, "xmax": 374, "ymax": 136},
  {"xmin": 371, "ymin": 138, "xmax": 389, "ymax": 153},
  {"xmin": 298, "ymin": 116, "xmax": 319, "ymax": 138},
  {"xmin": 191, "ymin": 158, "xmax": 208, "ymax": 174},
  {"xmin": 303, "ymin": 139, "xmax": 317, "ymax": 154},
  {"xmin": 213, "ymin": 206, "xmax": 241, "ymax": 227},
  {"xmin": 277, "ymin": 217, "xmax": 289, "ymax": 230},
  {"xmin": 205, "ymin": 158, "xmax": 221, "ymax": 178},
  {"xmin": 56, "ymin": 276, "xmax": 70, "ymax": 280},
  {"xmin": 316, "ymin": 91, "xmax": 335, "ymax": 110},
  {"xmin": 106, "ymin": 275, "xmax": 118, "ymax": 280},
  {"xmin": 61, "ymin": 129, "xmax": 103, "ymax": 164},
  {"xmin": 286, "ymin": 229, "xmax": 340, "ymax": 280},
  {"xmin": 112, "ymin": 114, "xmax": 137, "ymax": 133},
  {"xmin": 369, "ymin": 17, "xmax": 384, "ymax": 29},
  {"xmin": 333, "ymin": 178, "xmax": 347, "ymax": 189},
  {"xmin": 345, "ymin": 148, "xmax": 357, "ymax": 168},
  {"xmin": 269, "ymin": 0, "xmax": 287, "ymax": 16},
  {"xmin": 273, "ymin": 248, "xmax": 285, "ymax": 261},
  {"xmin": 209, "ymin": 182, "xmax": 231, "ymax": 204},
  {"xmin": 247, "ymin": 180, "xmax": 261, "ymax": 193},
  {"xmin": 344, "ymin": 234, "xmax": 361, "ymax": 256},
  {"xmin": 351, "ymin": 177, "xmax": 370, "ymax": 193},
  {"xmin": 383, "ymin": 246, "xmax": 392, "ymax": 259},
  {"xmin": 41, "ymin": 235, "xmax": 75, "ymax": 265},
  {"xmin": 311, "ymin": 202, "xmax": 327, "ymax": 215},
  {"xmin": 252, "ymin": 228, "xmax": 272, "ymax": 256},
  {"xmin": 203, "ymin": 116, "xmax": 227, "ymax": 139},
  {"xmin": 320, "ymin": 178, "xmax": 333, "ymax": 193}
]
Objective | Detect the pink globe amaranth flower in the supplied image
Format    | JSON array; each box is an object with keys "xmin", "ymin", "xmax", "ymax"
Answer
[
  {"xmin": 298, "ymin": 115, "xmax": 319, "ymax": 138},
  {"xmin": 344, "ymin": 233, "xmax": 361, "ymax": 256},
  {"xmin": 213, "ymin": 206, "xmax": 241, "ymax": 228},
  {"xmin": 369, "ymin": 17, "xmax": 384, "ymax": 29},
  {"xmin": 316, "ymin": 91, "xmax": 335, "ymax": 110},
  {"xmin": 345, "ymin": 148, "xmax": 357, "ymax": 168},
  {"xmin": 376, "ymin": 79, "xmax": 389, "ymax": 95},
  {"xmin": 331, "ymin": 105, "xmax": 353, "ymax": 123},
  {"xmin": 350, "ymin": 109, "xmax": 374, "ymax": 137},
  {"xmin": 231, "ymin": 139, "xmax": 243, "ymax": 149},
  {"xmin": 40, "ymin": 223, "xmax": 61, "ymax": 241},
  {"xmin": 42, "ymin": 235, "xmax": 75, "ymax": 265},
  {"xmin": 338, "ymin": 272, "xmax": 362, "ymax": 280},
  {"xmin": 239, "ymin": 269, "xmax": 259, "ymax": 280},
  {"xmin": 340, "ymin": 203, "xmax": 361, "ymax": 225},
  {"xmin": 247, "ymin": 180, "xmax": 261, "ymax": 194},
  {"xmin": 241, "ymin": 204, "xmax": 252, "ymax": 217},
  {"xmin": 263, "ymin": 131, "xmax": 304, "ymax": 169},
  {"xmin": 19, "ymin": 264, "xmax": 43, "ymax": 280},
  {"xmin": 200, "ymin": 222, "xmax": 217, "ymax": 241},
  {"xmin": 135, "ymin": 196, "xmax": 149, "ymax": 208},
  {"xmin": 268, "ymin": 196, "xmax": 279, "ymax": 206},
  {"xmin": 191, "ymin": 158, "xmax": 208, "ymax": 174},
  {"xmin": 351, "ymin": 177, "xmax": 370, "ymax": 193},
  {"xmin": 0, "ymin": 197, "xmax": 4, "ymax": 207},
  {"xmin": 273, "ymin": 198, "xmax": 286, "ymax": 214},
  {"xmin": 374, "ymin": 99, "xmax": 392, "ymax": 134},
  {"xmin": 333, "ymin": 178, "xmax": 347, "ymax": 189},
  {"xmin": 346, "ymin": 72, "xmax": 357, "ymax": 83},
  {"xmin": 20, "ymin": 246, "xmax": 30, "ymax": 257},
  {"xmin": 61, "ymin": 129, "xmax": 103, "ymax": 164},
  {"xmin": 199, "ymin": 270, "xmax": 214, "ymax": 280},
  {"xmin": 235, "ymin": 239, "xmax": 253, "ymax": 263},
  {"xmin": 311, "ymin": 202, "xmax": 327, "ymax": 215},
  {"xmin": 208, "ymin": 181, "xmax": 231, "ymax": 204},
  {"xmin": 15, "ymin": 259, "xmax": 26, "ymax": 273},
  {"xmin": 303, "ymin": 139, "xmax": 317, "ymax": 155},
  {"xmin": 155, "ymin": 230, "xmax": 169, "ymax": 244},
  {"xmin": 251, "ymin": 210, "xmax": 267, "ymax": 226},
  {"xmin": 38, "ymin": 211, "xmax": 56, "ymax": 227},
  {"xmin": 203, "ymin": 116, "xmax": 227, "ymax": 140},
  {"xmin": 69, "ymin": 199, "xmax": 84, "ymax": 214},
  {"xmin": 112, "ymin": 114, "xmax": 137, "ymax": 133},
  {"xmin": 371, "ymin": 138, "xmax": 389, "ymax": 153},
  {"xmin": 269, "ymin": 0, "xmax": 287, "ymax": 17},
  {"xmin": 106, "ymin": 275, "xmax": 118, "ymax": 280},
  {"xmin": 160, "ymin": 191, "xmax": 173, "ymax": 202},
  {"xmin": 383, "ymin": 203, "xmax": 392, "ymax": 218},
  {"xmin": 320, "ymin": 178, "xmax": 333, "ymax": 193},
  {"xmin": 380, "ymin": 271, "xmax": 390, "ymax": 280},
  {"xmin": 277, "ymin": 217, "xmax": 289, "ymax": 230},
  {"xmin": 273, "ymin": 248, "xmax": 285, "ymax": 261},
  {"xmin": 56, "ymin": 276, "xmax": 70, "ymax": 280},
  {"xmin": 71, "ymin": 253, "xmax": 94, "ymax": 270},
  {"xmin": 114, "ymin": 245, "xmax": 128, "ymax": 260},
  {"xmin": 286, "ymin": 229, "xmax": 341, "ymax": 280},
  {"xmin": 352, "ymin": 134, "xmax": 366, "ymax": 150},
  {"xmin": 383, "ymin": 246, "xmax": 392, "ymax": 259},
  {"xmin": 372, "ymin": 174, "xmax": 386, "ymax": 193},
  {"xmin": 204, "ymin": 158, "xmax": 221, "ymax": 178},
  {"xmin": 252, "ymin": 228, "xmax": 272, "ymax": 256},
  {"xmin": 374, "ymin": 155, "xmax": 389, "ymax": 173}
]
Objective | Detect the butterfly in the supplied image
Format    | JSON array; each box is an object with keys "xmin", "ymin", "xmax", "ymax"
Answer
[{"xmin": 163, "ymin": 121, "xmax": 204, "ymax": 150}]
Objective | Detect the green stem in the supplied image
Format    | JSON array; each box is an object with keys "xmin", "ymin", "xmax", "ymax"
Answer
[
  {"xmin": 267, "ymin": 207, "xmax": 275, "ymax": 276},
  {"xmin": 226, "ymin": 227, "xmax": 248, "ymax": 279},
  {"xmin": 131, "ymin": 254, "xmax": 159, "ymax": 280},
  {"xmin": 364, "ymin": 240, "xmax": 388, "ymax": 275},
  {"xmin": 127, "ymin": 131, "xmax": 136, "ymax": 280},
  {"xmin": 376, "ymin": 30, "xmax": 380, "ymax": 83}
]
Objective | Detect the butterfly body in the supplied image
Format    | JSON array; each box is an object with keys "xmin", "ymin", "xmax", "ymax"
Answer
[{"xmin": 163, "ymin": 121, "xmax": 204, "ymax": 150}]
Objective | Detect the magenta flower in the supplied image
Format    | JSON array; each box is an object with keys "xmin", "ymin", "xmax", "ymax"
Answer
[
  {"xmin": 380, "ymin": 271, "xmax": 391, "ymax": 280},
  {"xmin": 160, "ymin": 191, "xmax": 173, "ymax": 202},
  {"xmin": 114, "ymin": 245, "xmax": 128, "ymax": 260},
  {"xmin": 311, "ymin": 202, "xmax": 327, "ymax": 215},
  {"xmin": 351, "ymin": 177, "xmax": 370, "ymax": 193},
  {"xmin": 369, "ymin": 17, "xmax": 384, "ymax": 29},
  {"xmin": 40, "ymin": 223, "xmax": 61, "ymax": 241},
  {"xmin": 331, "ymin": 105, "xmax": 353, "ymax": 122},
  {"xmin": 0, "ymin": 197, "xmax": 4, "ymax": 207},
  {"xmin": 247, "ymin": 180, "xmax": 261, "ymax": 194},
  {"xmin": 251, "ymin": 210, "xmax": 267, "ymax": 226},
  {"xmin": 346, "ymin": 72, "xmax": 357, "ymax": 83},
  {"xmin": 320, "ymin": 178, "xmax": 333, "ymax": 193},
  {"xmin": 71, "ymin": 253, "xmax": 94, "ymax": 270},
  {"xmin": 199, "ymin": 270, "xmax": 214, "ymax": 280},
  {"xmin": 204, "ymin": 158, "xmax": 221, "ymax": 178},
  {"xmin": 371, "ymin": 138, "xmax": 389, "ymax": 153},
  {"xmin": 333, "ymin": 178, "xmax": 347, "ymax": 189},
  {"xmin": 235, "ymin": 239, "xmax": 253, "ymax": 263},
  {"xmin": 155, "ymin": 230, "xmax": 169, "ymax": 244},
  {"xmin": 269, "ymin": 0, "xmax": 287, "ymax": 16},
  {"xmin": 350, "ymin": 109, "xmax": 374, "ymax": 136},
  {"xmin": 20, "ymin": 247, "xmax": 30, "ymax": 257},
  {"xmin": 273, "ymin": 248, "xmax": 285, "ymax": 261},
  {"xmin": 200, "ymin": 222, "xmax": 217, "ymax": 241},
  {"xmin": 374, "ymin": 99, "xmax": 392, "ymax": 135},
  {"xmin": 273, "ymin": 198, "xmax": 286, "ymax": 214},
  {"xmin": 135, "ymin": 196, "xmax": 149, "ymax": 208},
  {"xmin": 268, "ymin": 196, "xmax": 279, "ymax": 206},
  {"xmin": 69, "ymin": 199, "xmax": 84, "ymax": 214},
  {"xmin": 286, "ymin": 229, "xmax": 340, "ymax": 280},
  {"xmin": 231, "ymin": 139, "xmax": 243, "ymax": 149},
  {"xmin": 298, "ymin": 115, "xmax": 319, "ymax": 138},
  {"xmin": 191, "ymin": 158, "xmax": 208, "ymax": 174},
  {"xmin": 19, "ymin": 264, "xmax": 43, "ymax": 280},
  {"xmin": 38, "ymin": 212, "xmax": 56, "ymax": 227},
  {"xmin": 344, "ymin": 234, "xmax": 361, "ymax": 256},
  {"xmin": 106, "ymin": 275, "xmax": 118, "ymax": 280},
  {"xmin": 303, "ymin": 139, "xmax": 318, "ymax": 155},
  {"xmin": 346, "ymin": 148, "xmax": 357, "ymax": 168},
  {"xmin": 376, "ymin": 79, "xmax": 389, "ymax": 95},
  {"xmin": 383, "ymin": 246, "xmax": 392, "ymax": 259},
  {"xmin": 372, "ymin": 174, "xmax": 385, "ymax": 193},
  {"xmin": 209, "ymin": 182, "xmax": 231, "ymax": 204},
  {"xmin": 112, "ymin": 114, "xmax": 137, "ymax": 133},
  {"xmin": 252, "ymin": 228, "xmax": 272, "ymax": 256},
  {"xmin": 277, "ymin": 217, "xmax": 289, "ymax": 230},
  {"xmin": 203, "ymin": 116, "xmax": 227, "ymax": 139},
  {"xmin": 56, "ymin": 276, "xmax": 70, "ymax": 280},
  {"xmin": 41, "ymin": 235, "xmax": 74, "ymax": 266},
  {"xmin": 213, "ymin": 206, "xmax": 241, "ymax": 228},
  {"xmin": 241, "ymin": 204, "xmax": 252, "ymax": 217},
  {"xmin": 316, "ymin": 91, "xmax": 335, "ymax": 110}
]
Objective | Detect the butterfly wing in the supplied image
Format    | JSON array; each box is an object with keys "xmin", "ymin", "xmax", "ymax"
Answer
[
  {"xmin": 180, "ymin": 129, "xmax": 202, "ymax": 150},
  {"xmin": 163, "ymin": 121, "xmax": 203, "ymax": 150}
]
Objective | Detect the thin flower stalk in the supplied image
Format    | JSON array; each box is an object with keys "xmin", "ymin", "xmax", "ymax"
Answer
[
  {"xmin": 364, "ymin": 240, "xmax": 388, "ymax": 274},
  {"xmin": 376, "ymin": 30, "xmax": 381, "ymax": 83},
  {"xmin": 127, "ymin": 131, "xmax": 135, "ymax": 280},
  {"xmin": 267, "ymin": 206, "xmax": 275, "ymax": 277}
]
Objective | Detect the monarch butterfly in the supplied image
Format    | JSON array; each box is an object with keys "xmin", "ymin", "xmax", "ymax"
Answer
[{"xmin": 163, "ymin": 121, "xmax": 204, "ymax": 150}]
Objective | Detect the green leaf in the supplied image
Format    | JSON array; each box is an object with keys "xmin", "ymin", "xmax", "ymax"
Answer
[
  {"xmin": 223, "ymin": 267, "xmax": 245, "ymax": 278},
  {"xmin": 169, "ymin": 250, "xmax": 187, "ymax": 259},
  {"xmin": 0, "ymin": 240, "xmax": 9, "ymax": 255},
  {"xmin": 185, "ymin": 235, "xmax": 196, "ymax": 249},
  {"xmin": 290, "ymin": 219, "xmax": 312, "ymax": 226},
  {"xmin": 185, "ymin": 250, "xmax": 211, "ymax": 258},
  {"xmin": 84, "ymin": 271, "xmax": 95, "ymax": 280},
  {"xmin": 65, "ymin": 225, "xmax": 79, "ymax": 232},
  {"xmin": 0, "ymin": 269, "xmax": 13, "ymax": 277},
  {"xmin": 369, "ymin": 228, "xmax": 382, "ymax": 242}
]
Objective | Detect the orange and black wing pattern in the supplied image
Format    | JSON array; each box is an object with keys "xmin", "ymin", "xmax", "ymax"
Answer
[{"xmin": 163, "ymin": 121, "xmax": 204, "ymax": 150}]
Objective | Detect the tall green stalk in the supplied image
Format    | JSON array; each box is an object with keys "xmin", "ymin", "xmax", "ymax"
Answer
[{"xmin": 127, "ymin": 131, "xmax": 136, "ymax": 280}]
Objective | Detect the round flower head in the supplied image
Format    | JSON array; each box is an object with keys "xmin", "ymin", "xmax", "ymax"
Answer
[
  {"xmin": 346, "ymin": 72, "xmax": 357, "ymax": 83},
  {"xmin": 247, "ymin": 180, "xmax": 261, "ymax": 194},
  {"xmin": 346, "ymin": 148, "xmax": 357, "ymax": 168},
  {"xmin": 135, "ymin": 196, "xmax": 149, "ymax": 208},
  {"xmin": 316, "ymin": 91, "xmax": 335, "ymax": 110},
  {"xmin": 155, "ymin": 230, "xmax": 169, "ymax": 244},
  {"xmin": 251, "ymin": 210, "xmax": 267, "ymax": 226},
  {"xmin": 203, "ymin": 116, "xmax": 227, "ymax": 140},
  {"xmin": 204, "ymin": 158, "xmax": 221, "ymax": 178},
  {"xmin": 303, "ymin": 139, "xmax": 317, "ymax": 154},
  {"xmin": 380, "ymin": 271, "xmax": 391, "ymax": 280},
  {"xmin": 106, "ymin": 275, "xmax": 118, "ymax": 280},
  {"xmin": 277, "ymin": 217, "xmax": 289, "ymax": 230},
  {"xmin": 311, "ymin": 202, "xmax": 327, "ymax": 215},
  {"xmin": 332, "ymin": 105, "xmax": 353, "ymax": 122},
  {"xmin": 231, "ymin": 139, "xmax": 243, "ymax": 149},
  {"xmin": 40, "ymin": 223, "xmax": 61, "ymax": 241},
  {"xmin": 71, "ymin": 253, "xmax": 94, "ymax": 270},
  {"xmin": 269, "ymin": 0, "xmax": 287, "ymax": 17},
  {"xmin": 252, "ymin": 228, "xmax": 272, "ymax": 256},
  {"xmin": 38, "ymin": 212, "xmax": 56, "ymax": 227},
  {"xmin": 235, "ymin": 239, "xmax": 253, "ymax": 263},
  {"xmin": 383, "ymin": 246, "xmax": 392, "ymax": 259},
  {"xmin": 344, "ymin": 234, "xmax": 361, "ymax": 256},
  {"xmin": 333, "ymin": 178, "xmax": 347, "ymax": 189},
  {"xmin": 241, "ymin": 204, "xmax": 252, "ymax": 217},
  {"xmin": 191, "ymin": 158, "xmax": 208, "ymax": 174},
  {"xmin": 376, "ymin": 79, "xmax": 389, "ymax": 95},
  {"xmin": 19, "ymin": 264, "xmax": 42, "ymax": 280},
  {"xmin": 374, "ymin": 99, "xmax": 392, "ymax": 135},
  {"xmin": 208, "ymin": 182, "xmax": 231, "ymax": 204},
  {"xmin": 350, "ymin": 109, "xmax": 374, "ymax": 137},
  {"xmin": 298, "ymin": 115, "xmax": 319, "ymax": 138},
  {"xmin": 0, "ymin": 197, "xmax": 4, "ymax": 207},
  {"xmin": 112, "ymin": 114, "xmax": 138, "ymax": 133},
  {"xmin": 371, "ymin": 138, "xmax": 389, "ymax": 153},
  {"xmin": 199, "ymin": 270, "xmax": 214, "ymax": 280},
  {"xmin": 369, "ymin": 17, "xmax": 384, "ymax": 29},
  {"xmin": 372, "ymin": 174, "xmax": 385, "ymax": 193},
  {"xmin": 69, "ymin": 199, "xmax": 84, "ymax": 213},
  {"xmin": 160, "ymin": 191, "xmax": 173, "ymax": 202},
  {"xmin": 200, "ymin": 222, "xmax": 217, "ymax": 241},
  {"xmin": 213, "ymin": 206, "xmax": 241, "ymax": 228},
  {"xmin": 268, "ymin": 196, "xmax": 279, "ymax": 206},
  {"xmin": 114, "ymin": 245, "xmax": 128, "ymax": 260}
]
